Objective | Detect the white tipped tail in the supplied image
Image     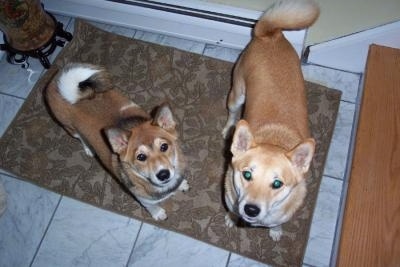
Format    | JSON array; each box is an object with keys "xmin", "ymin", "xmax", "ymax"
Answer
[
  {"xmin": 57, "ymin": 63, "xmax": 102, "ymax": 104},
  {"xmin": 254, "ymin": 0, "xmax": 320, "ymax": 37}
]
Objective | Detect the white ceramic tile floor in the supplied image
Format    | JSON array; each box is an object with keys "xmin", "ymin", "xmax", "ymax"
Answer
[
  {"xmin": 32, "ymin": 198, "xmax": 141, "ymax": 267},
  {"xmin": 127, "ymin": 224, "xmax": 229, "ymax": 267},
  {"xmin": 0, "ymin": 174, "xmax": 60, "ymax": 267},
  {"xmin": 203, "ymin": 44, "xmax": 241, "ymax": 63},
  {"xmin": 0, "ymin": 94, "xmax": 24, "ymax": 137},
  {"xmin": 0, "ymin": 14, "xmax": 362, "ymax": 267}
]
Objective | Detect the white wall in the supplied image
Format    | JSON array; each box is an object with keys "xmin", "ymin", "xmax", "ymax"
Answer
[
  {"xmin": 308, "ymin": 0, "xmax": 400, "ymax": 44},
  {"xmin": 199, "ymin": 0, "xmax": 400, "ymax": 44}
]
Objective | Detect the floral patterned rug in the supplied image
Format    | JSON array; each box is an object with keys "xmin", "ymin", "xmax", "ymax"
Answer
[{"xmin": 0, "ymin": 19, "xmax": 341, "ymax": 266}]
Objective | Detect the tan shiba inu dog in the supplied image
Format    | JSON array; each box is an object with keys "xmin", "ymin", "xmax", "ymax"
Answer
[
  {"xmin": 45, "ymin": 63, "xmax": 189, "ymax": 220},
  {"xmin": 222, "ymin": 0, "xmax": 319, "ymax": 241}
]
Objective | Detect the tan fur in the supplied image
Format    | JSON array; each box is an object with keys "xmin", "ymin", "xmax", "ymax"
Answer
[
  {"xmin": 222, "ymin": 0, "xmax": 319, "ymax": 241},
  {"xmin": 45, "ymin": 63, "xmax": 189, "ymax": 221}
]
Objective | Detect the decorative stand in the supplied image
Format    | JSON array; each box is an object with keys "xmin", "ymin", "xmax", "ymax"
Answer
[{"xmin": 0, "ymin": 0, "xmax": 72, "ymax": 69}]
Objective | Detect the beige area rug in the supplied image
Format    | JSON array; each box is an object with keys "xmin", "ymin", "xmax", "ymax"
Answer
[{"xmin": 0, "ymin": 19, "xmax": 341, "ymax": 266}]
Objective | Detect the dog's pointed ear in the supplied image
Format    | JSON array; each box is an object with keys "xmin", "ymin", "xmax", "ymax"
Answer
[
  {"xmin": 152, "ymin": 103, "xmax": 176, "ymax": 131},
  {"xmin": 104, "ymin": 128, "xmax": 131, "ymax": 154},
  {"xmin": 286, "ymin": 138, "xmax": 315, "ymax": 174},
  {"xmin": 231, "ymin": 120, "xmax": 254, "ymax": 156}
]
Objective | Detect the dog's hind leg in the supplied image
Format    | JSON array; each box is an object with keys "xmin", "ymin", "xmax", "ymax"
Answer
[
  {"xmin": 61, "ymin": 125, "xmax": 93, "ymax": 156},
  {"xmin": 72, "ymin": 132, "xmax": 94, "ymax": 157},
  {"xmin": 222, "ymin": 73, "xmax": 245, "ymax": 138}
]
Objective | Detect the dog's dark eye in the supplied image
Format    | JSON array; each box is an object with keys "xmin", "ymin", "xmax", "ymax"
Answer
[
  {"xmin": 242, "ymin": 171, "xmax": 252, "ymax": 181},
  {"xmin": 160, "ymin": 143, "xmax": 168, "ymax": 152},
  {"xmin": 272, "ymin": 179, "xmax": 283, "ymax": 189},
  {"xmin": 137, "ymin": 153, "xmax": 147, "ymax": 161}
]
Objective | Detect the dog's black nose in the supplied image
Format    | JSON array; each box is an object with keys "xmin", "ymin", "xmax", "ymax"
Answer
[
  {"xmin": 244, "ymin": 204, "xmax": 260, "ymax": 217},
  {"xmin": 156, "ymin": 169, "xmax": 170, "ymax": 181}
]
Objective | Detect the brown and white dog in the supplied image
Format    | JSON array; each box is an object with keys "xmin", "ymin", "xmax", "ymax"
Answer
[
  {"xmin": 222, "ymin": 0, "xmax": 319, "ymax": 241},
  {"xmin": 45, "ymin": 63, "xmax": 189, "ymax": 220}
]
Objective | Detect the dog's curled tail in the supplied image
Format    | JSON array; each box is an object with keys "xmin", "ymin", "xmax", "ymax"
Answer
[
  {"xmin": 56, "ymin": 63, "xmax": 112, "ymax": 104},
  {"xmin": 254, "ymin": 0, "xmax": 319, "ymax": 37}
]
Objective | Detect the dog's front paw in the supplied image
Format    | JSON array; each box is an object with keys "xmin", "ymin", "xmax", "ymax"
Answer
[
  {"xmin": 269, "ymin": 225, "xmax": 282, "ymax": 241},
  {"xmin": 148, "ymin": 206, "xmax": 168, "ymax": 221},
  {"xmin": 225, "ymin": 213, "xmax": 235, "ymax": 228},
  {"xmin": 178, "ymin": 179, "xmax": 190, "ymax": 192}
]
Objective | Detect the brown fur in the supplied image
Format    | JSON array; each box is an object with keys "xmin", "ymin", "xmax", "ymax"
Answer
[
  {"xmin": 222, "ymin": 0, "xmax": 319, "ymax": 241},
  {"xmin": 45, "ymin": 63, "xmax": 189, "ymax": 221}
]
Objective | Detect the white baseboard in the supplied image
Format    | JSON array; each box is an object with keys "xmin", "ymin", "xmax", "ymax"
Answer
[
  {"xmin": 306, "ymin": 20, "xmax": 400, "ymax": 73},
  {"xmin": 41, "ymin": 0, "xmax": 306, "ymax": 55}
]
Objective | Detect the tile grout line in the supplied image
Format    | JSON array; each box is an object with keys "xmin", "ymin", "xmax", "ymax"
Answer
[
  {"xmin": 340, "ymin": 99, "xmax": 358, "ymax": 105},
  {"xmin": 0, "ymin": 92, "xmax": 26, "ymax": 100},
  {"xmin": 323, "ymin": 174, "xmax": 345, "ymax": 182},
  {"xmin": 355, "ymin": 73, "xmax": 365, "ymax": 106},
  {"xmin": 29, "ymin": 195, "xmax": 63, "ymax": 267},
  {"xmin": 201, "ymin": 44, "xmax": 207, "ymax": 56},
  {"xmin": 125, "ymin": 222, "xmax": 144, "ymax": 267},
  {"xmin": 303, "ymin": 62, "xmax": 363, "ymax": 76},
  {"xmin": 224, "ymin": 252, "xmax": 232, "ymax": 267},
  {"xmin": 329, "ymin": 173, "xmax": 350, "ymax": 267},
  {"xmin": 129, "ymin": 29, "xmax": 137, "ymax": 40}
]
